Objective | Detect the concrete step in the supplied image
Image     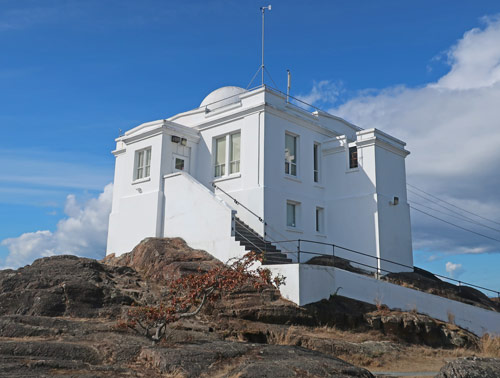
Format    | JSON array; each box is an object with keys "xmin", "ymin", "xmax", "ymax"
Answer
[{"xmin": 234, "ymin": 216, "xmax": 291, "ymax": 264}]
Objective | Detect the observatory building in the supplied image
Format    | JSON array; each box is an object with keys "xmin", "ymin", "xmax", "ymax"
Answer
[{"xmin": 106, "ymin": 85, "xmax": 413, "ymax": 274}]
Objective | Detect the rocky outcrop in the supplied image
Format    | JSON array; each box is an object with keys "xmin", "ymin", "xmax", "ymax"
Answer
[
  {"xmin": 384, "ymin": 267, "xmax": 500, "ymax": 312},
  {"xmin": 103, "ymin": 237, "xmax": 222, "ymax": 282},
  {"xmin": 0, "ymin": 255, "xmax": 154, "ymax": 318},
  {"xmin": 364, "ymin": 310, "xmax": 477, "ymax": 348},
  {"xmin": 140, "ymin": 340, "xmax": 374, "ymax": 377},
  {"xmin": 435, "ymin": 356, "xmax": 500, "ymax": 378},
  {"xmin": 0, "ymin": 237, "xmax": 491, "ymax": 377}
]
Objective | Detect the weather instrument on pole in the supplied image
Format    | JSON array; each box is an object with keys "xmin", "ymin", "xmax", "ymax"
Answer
[
  {"xmin": 260, "ymin": 5, "xmax": 271, "ymax": 86},
  {"xmin": 246, "ymin": 5, "xmax": 273, "ymax": 89}
]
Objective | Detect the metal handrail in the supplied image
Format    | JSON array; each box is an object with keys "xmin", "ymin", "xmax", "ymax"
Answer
[
  {"xmin": 273, "ymin": 238, "xmax": 500, "ymax": 298},
  {"xmin": 212, "ymin": 183, "xmax": 266, "ymax": 224},
  {"xmin": 234, "ymin": 229, "xmax": 265, "ymax": 254},
  {"xmin": 212, "ymin": 183, "xmax": 297, "ymax": 255},
  {"xmin": 214, "ymin": 185, "xmax": 499, "ymax": 297}
]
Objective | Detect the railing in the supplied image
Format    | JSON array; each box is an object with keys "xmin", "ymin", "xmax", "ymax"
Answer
[
  {"xmin": 212, "ymin": 184, "xmax": 499, "ymax": 299},
  {"xmin": 212, "ymin": 184, "xmax": 297, "ymax": 256},
  {"xmin": 212, "ymin": 183, "xmax": 264, "ymax": 223},
  {"xmin": 273, "ymin": 238, "xmax": 500, "ymax": 299}
]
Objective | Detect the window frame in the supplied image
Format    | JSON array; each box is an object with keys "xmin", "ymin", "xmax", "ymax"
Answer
[
  {"xmin": 229, "ymin": 132, "xmax": 241, "ymax": 174},
  {"xmin": 285, "ymin": 132, "xmax": 298, "ymax": 177},
  {"xmin": 134, "ymin": 147, "xmax": 152, "ymax": 181},
  {"xmin": 348, "ymin": 145, "xmax": 359, "ymax": 170},
  {"xmin": 286, "ymin": 200, "xmax": 301, "ymax": 229},
  {"xmin": 214, "ymin": 136, "xmax": 227, "ymax": 178},
  {"xmin": 315, "ymin": 207, "xmax": 324, "ymax": 234},
  {"xmin": 213, "ymin": 131, "xmax": 241, "ymax": 179},
  {"xmin": 313, "ymin": 142, "xmax": 320, "ymax": 183}
]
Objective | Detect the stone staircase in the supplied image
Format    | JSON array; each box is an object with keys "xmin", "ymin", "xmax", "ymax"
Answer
[{"xmin": 234, "ymin": 217, "xmax": 292, "ymax": 265}]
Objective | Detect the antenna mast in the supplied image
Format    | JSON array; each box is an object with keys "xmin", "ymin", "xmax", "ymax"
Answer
[
  {"xmin": 246, "ymin": 5, "xmax": 273, "ymax": 89},
  {"xmin": 260, "ymin": 5, "xmax": 271, "ymax": 86}
]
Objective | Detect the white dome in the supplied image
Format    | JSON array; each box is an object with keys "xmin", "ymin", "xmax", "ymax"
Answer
[{"xmin": 200, "ymin": 86, "xmax": 247, "ymax": 109}]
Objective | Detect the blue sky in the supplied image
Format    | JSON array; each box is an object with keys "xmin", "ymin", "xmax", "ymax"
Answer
[{"xmin": 1, "ymin": 0, "xmax": 500, "ymax": 294}]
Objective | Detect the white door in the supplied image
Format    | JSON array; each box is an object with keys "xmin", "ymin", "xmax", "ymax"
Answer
[{"xmin": 172, "ymin": 153, "xmax": 190, "ymax": 173}]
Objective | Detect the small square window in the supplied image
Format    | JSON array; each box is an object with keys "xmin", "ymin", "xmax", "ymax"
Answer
[{"xmin": 175, "ymin": 158, "xmax": 185, "ymax": 171}]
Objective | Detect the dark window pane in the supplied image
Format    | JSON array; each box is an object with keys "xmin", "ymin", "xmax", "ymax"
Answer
[
  {"xmin": 175, "ymin": 158, "xmax": 184, "ymax": 170},
  {"xmin": 349, "ymin": 146, "xmax": 358, "ymax": 169}
]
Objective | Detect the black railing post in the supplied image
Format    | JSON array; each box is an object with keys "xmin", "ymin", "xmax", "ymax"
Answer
[
  {"xmin": 376, "ymin": 256, "xmax": 380, "ymax": 280},
  {"xmin": 332, "ymin": 244, "xmax": 335, "ymax": 260},
  {"xmin": 297, "ymin": 239, "xmax": 301, "ymax": 264}
]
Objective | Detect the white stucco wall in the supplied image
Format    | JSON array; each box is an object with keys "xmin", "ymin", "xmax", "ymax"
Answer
[
  {"xmin": 195, "ymin": 111, "xmax": 266, "ymax": 235},
  {"xmin": 270, "ymin": 264, "xmax": 500, "ymax": 337},
  {"xmin": 162, "ymin": 172, "xmax": 248, "ymax": 263},
  {"xmin": 106, "ymin": 122, "xmax": 200, "ymax": 256},
  {"xmin": 107, "ymin": 86, "xmax": 414, "ymax": 274}
]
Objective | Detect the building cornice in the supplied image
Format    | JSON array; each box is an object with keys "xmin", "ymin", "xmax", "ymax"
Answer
[
  {"xmin": 117, "ymin": 120, "xmax": 201, "ymax": 145},
  {"xmin": 356, "ymin": 135, "xmax": 410, "ymax": 158},
  {"xmin": 111, "ymin": 148, "xmax": 126, "ymax": 156}
]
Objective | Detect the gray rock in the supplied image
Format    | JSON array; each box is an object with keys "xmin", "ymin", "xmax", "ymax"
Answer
[
  {"xmin": 435, "ymin": 357, "xmax": 500, "ymax": 378},
  {"xmin": 140, "ymin": 340, "xmax": 375, "ymax": 377}
]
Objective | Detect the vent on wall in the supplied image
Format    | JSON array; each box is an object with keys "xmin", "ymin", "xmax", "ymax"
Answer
[{"xmin": 171, "ymin": 135, "xmax": 187, "ymax": 145}]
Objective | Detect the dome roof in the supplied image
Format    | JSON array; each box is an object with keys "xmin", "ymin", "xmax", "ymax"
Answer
[{"xmin": 200, "ymin": 86, "xmax": 247, "ymax": 109}]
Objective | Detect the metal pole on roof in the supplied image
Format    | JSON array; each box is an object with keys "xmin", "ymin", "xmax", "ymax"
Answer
[{"xmin": 260, "ymin": 5, "xmax": 271, "ymax": 86}]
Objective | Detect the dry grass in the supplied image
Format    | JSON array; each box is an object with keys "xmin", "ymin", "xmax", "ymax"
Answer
[
  {"xmin": 479, "ymin": 334, "xmax": 500, "ymax": 358},
  {"xmin": 164, "ymin": 367, "xmax": 188, "ymax": 378},
  {"xmin": 362, "ymin": 345, "xmax": 474, "ymax": 373},
  {"xmin": 303, "ymin": 324, "xmax": 386, "ymax": 343}
]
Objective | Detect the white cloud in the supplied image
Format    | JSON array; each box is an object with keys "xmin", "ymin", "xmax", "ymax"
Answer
[
  {"xmin": 445, "ymin": 261, "xmax": 464, "ymax": 278},
  {"xmin": 1, "ymin": 184, "xmax": 113, "ymax": 269},
  {"xmin": 433, "ymin": 15, "xmax": 500, "ymax": 90},
  {"xmin": 297, "ymin": 80, "xmax": 344, "ymax": 107},
  {"xmin": 321, "ymin": 15, "xmax": 500, "ymax": 257}
]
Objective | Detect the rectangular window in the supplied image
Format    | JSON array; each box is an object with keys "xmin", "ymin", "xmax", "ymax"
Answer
[
  {"xmin": 287, "ymin": 202, "xmax": 296, "ymax": 228},
  {"xmin": 229, "ymin": 132, "xmax": 241, "ymax": 174},
  {"xmin": 313, "ymin": 143, "xmax": 319, "ymax": 182},
  {"xmin": 285, "ymin": 133, "xmax": 297, "ymax": 176},
  {"xmin": 214, "ymin": 136, "xmax": 226, "ymax": 177},
  {"xmin": 135, "ymin": 147, "xmax": 151, "ymax": 180},
  {"xmin": 349, "ymin": 146, "xmax": 358, "ymax": 169},
  {"xmin": 315, "ymin": 207, "xmax": 324, "ymax": 233}
]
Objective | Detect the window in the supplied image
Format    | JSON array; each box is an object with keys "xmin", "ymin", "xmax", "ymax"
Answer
[
  {"xmin": 315, "ymin": 207, "xmax": 324, "ymax": 233},
  {"xmin": 214, "ymin": 136, "xmax": 226, "ymax": 177},
  {"xmin": 349, "ymin": 146, "xmax": 358, "ymax": 169},
  {"xmin": 214, "ymin": 132, "xmax": 241, "ymax": 178},
  {"xmin": 135, "ymin": 147, "xmax": 151, "ymax": 180},
  {"xmin": 286, "ymin": 202, "xmax": 296, "ymax": 228},
  {"xmin": 285, "ymin": 133, "xmax": 297, "ymax": 176},
  {"xmin": 229, "ymin": 132, "xmax": 240, "ymax": 174},
  {"xmin": 313, "ymin": 143, "xmax": 320, "ymax": 182},
  {"xmin": 175, "ymin": 158, "xmax": 185, "ymax": 171}
]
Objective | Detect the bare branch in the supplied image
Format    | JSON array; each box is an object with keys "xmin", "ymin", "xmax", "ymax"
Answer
[{"xmin": 179, "ymin": 287, "xmax": 214, "ymax": 319}]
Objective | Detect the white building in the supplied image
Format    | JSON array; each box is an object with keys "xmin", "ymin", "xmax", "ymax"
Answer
[
  {"xmin": 106, "ymin": 85, "xmax": 413, "ymax": 274},
  {"xmin": 105, "ymin": 85, "xmax": 500, "ymax": 338}
]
